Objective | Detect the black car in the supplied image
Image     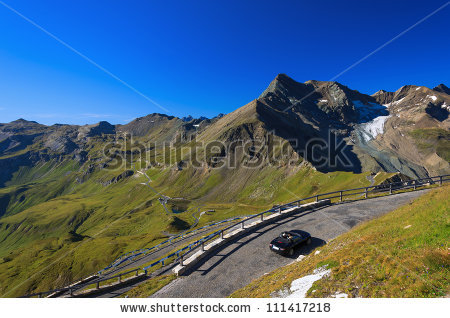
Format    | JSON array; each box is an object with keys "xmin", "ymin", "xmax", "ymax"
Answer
[{"xmin": 269, "ymin": 230, "xmax": 312, "ymax": 256}]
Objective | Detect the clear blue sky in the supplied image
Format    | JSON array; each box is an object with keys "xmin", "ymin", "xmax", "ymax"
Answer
[{"xmin": 0, "ymin": 0, "xmax": 449, "ymax": 125}]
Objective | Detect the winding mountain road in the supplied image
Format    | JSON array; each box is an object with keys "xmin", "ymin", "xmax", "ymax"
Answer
[{"xmin": 152, "ymin": 189, "xmax": 429, "ymax": 298}]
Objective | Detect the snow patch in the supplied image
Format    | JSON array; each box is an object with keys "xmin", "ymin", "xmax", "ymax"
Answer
[
  {"xmin": 383, "ymin": 97, "xmax": 405, "ymax": 107},
  {"xmin": 358, "ymin": 115, "xmax": 391, "ymax": 141},
  {"xmin": 416, "ymin": 87, "xmax": 421, "ymax": 91},
  {"xmin": 315, "ymin": 250, "xmax": 321, "ymax": 255},
  {"xmin": 285, "ymin": 267, "xmax": 331, "ymax": 298},
  {"xmin": 319, "ymin": 99, "xmax": 328, "ymax": 103},
  {"xmin": 426, "ymin": 95, "xmax": 437, "ymax": 102}
]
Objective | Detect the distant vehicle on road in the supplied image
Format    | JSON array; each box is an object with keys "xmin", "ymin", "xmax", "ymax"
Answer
[{"xmin": 269, "ymin": 230, "xmax": 312, "ymax": 256}]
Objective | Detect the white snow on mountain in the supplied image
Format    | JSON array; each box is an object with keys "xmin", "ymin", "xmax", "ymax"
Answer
[
  {"xmin": 359, "ymin": 115, "xmax": 390, "ymax": 141},
  {"xmin": 383, "ymin": 97, "xmax": 405, "ymax": 107}
]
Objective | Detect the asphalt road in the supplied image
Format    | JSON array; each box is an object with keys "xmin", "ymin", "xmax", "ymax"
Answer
[
  {"xmin": 152, "ymin": 189, "xmax": 429, "ymax": 298},
  {"xmin": 56, "ymin": 220, "xmax": 234, "ymax": 297}
]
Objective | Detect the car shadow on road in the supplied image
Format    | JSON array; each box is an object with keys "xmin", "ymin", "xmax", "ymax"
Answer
[
  {"xmin": 181, "ymin": 206, "xmax": 330, "ymax": 276},
  {"xmin": 289, "ymin": 237, "xmax": 327, "ymax": 259}
]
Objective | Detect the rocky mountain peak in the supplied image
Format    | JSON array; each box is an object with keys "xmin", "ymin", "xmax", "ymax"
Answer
[
  {"xmin": 78, "ymin": 121, "xmax": 115, "ymax": 138},
  {"xmin": 259, "ymin": 73, "xmax": 310, "ymax": 100},
  {"xmin": 373, "ymin": 89, "xmax": 388, "ymax": 96},
  {"xmin": 433, "ymin": 84, "xmax": 450, "ymax": 95},
  {"xmin": 181, "ymin": 115, "xmax": 194, "ymax": 122}
]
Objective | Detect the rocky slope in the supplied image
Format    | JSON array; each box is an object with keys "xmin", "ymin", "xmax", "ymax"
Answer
[{"xmin": 0, "ymin": 74, "xmax": 448, "ymax": 296}]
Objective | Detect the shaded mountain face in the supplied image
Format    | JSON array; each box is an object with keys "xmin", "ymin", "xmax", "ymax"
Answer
[
  {"xmin": 0, "ymin": 75, "xmax": 448, "ymax": 187},
  {"xmin": 259, "ymin": 74, "xmax": 388, "ymax": 129},
  {"xmin": 0, "ymin": 74, "xmax": 448, "ymax": 297},
  {"xmin": 211, "ymin": 74, "xmax": 448, "ymax": 177},
  {"xmin": 433, "ymin": 84, "xmax": 450, "ymax": 95}
]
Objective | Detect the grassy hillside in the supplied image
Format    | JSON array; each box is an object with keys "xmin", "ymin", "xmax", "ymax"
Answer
[
  {"xmin": 409, "ymin": 128, "xmax": 450, "ymax": 162},
  {"xmin": 0, "ymin": 159, "xmax": 388, "ymax": 297},
  {"xmin": 231, "ymin": 185, "xmax": 449, "ymax": 298}
]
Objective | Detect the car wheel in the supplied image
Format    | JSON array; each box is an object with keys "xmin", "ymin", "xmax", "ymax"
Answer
[
  {"xmin": 306, "ymin": 238, "xmax": 312, "ymax": 245},
  {"xmin": 289, "ymin": 248, "xmax": 294, "ymax": 256}
]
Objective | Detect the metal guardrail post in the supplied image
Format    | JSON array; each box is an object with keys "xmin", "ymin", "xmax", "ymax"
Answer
[
  {"xmin": 316, "ymin": 195, "xmax": 319, "ymax": 202},
  {"xmin": 414, "ymin": 181, "xmax": 417, "ymax": 190},
  {"xmin": 389, "ymin": 184, "xmax": 392, "ymax": 194},
  {"xmin": 278, "ymin": 207, "xmax": 282, "ymax": 214},
  {"xmin": 241, "ymin": 221, "xmax": 245, "ymax": 229},
  {"xmin": 340, "ymin": 191, "xmax": 343, "ymax": 202},
  {"xmin": 440, "ymin": 176, "xmax": 443, "ymax": 186},
  {"xmin": 136, "ymin": 269, "xmax": 139, "ymax": 276},
  {"xmin": 70, "ymin": 288, "xmax": 73, "ymax": 296},
  {"xmin": 118, "ymin": 275, "xmax": 121, "ymax": 283},
  {"xmin": 365, "ymin": 187, "xmax": 368, "ymax": 198},
  {"xmin": 201, "ymin": 242, "xmax": 205, "ymax": 251},
  {"xmin": 260, "ymin": 214, "xmax": 263, "ymax": 221},
  {"xmin": 220, "ymin": 230, "xmax": 224, "ymax": 239},
  {"xmin": 96, "ymin": 282, "xmax": 100, "ymax": 290},
  {"xmin": 180, "ymin": 255, "xmax": 184, "ymax": 266}
]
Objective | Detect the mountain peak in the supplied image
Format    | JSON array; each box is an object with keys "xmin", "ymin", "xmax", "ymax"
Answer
[
  {"xmin": 274, "ymin": 73, "xmax": 293, "ymax": 82},
  {"xmin": 11, "ymin": 118, "xmax": 39, "ymax": 124},
  {"xmin": 259, "ymin": 73, "xmax": 310, "ymax": 101},
  {"xmin": 372, "ymin": 89, "xmax": 388, "ymax": 96},
  {"xmin": 433, "ymin": 83, "xmax": 449, "ymax": 95}
]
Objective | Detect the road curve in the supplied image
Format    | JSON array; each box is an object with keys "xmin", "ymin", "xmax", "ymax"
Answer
[{"xmin": 152, "ymin": 189, "xmax": 429, "ymax": 298}]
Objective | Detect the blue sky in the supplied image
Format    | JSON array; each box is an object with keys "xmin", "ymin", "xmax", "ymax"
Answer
[{"xmin": 0, "ymin": 0, "xmax": 449, "ymax": 125}]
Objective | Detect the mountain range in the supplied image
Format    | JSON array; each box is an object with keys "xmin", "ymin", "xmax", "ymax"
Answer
[{"xmin": 0, "ymin": 74, "xmax": 448, "ymax": 296}]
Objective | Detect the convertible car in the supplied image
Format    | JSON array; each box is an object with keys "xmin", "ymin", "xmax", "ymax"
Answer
[{"xmin": 269, "ymin": 230, "xmax": 312, "ymax": 256}]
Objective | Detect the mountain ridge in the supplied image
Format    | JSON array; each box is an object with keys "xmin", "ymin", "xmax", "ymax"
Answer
[{"xmin": 0, "ymin": 73, "xmax": 449, "ymax": 297}]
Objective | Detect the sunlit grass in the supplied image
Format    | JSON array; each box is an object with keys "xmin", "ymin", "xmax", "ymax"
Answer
[{"xmin": 230, "ymin": 185, "xmax": 449, "ymax": 298}]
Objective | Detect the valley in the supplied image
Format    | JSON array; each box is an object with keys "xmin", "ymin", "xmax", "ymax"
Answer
[{"xmin": 0, "ymin": 74, "xmax": 448, "ymax": 297}]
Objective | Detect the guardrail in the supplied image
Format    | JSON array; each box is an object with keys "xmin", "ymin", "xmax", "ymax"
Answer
[
  {"xmin": 21, "ymin": 174, "xmax": 449, "ymax": 297},
  {"xmin": 24, "ymin": 217, "xmax": 249, "ymax": 298},
  {"xmin": 149, "ymin": 174, "xmax": 450, "ymax": 275},
  {"xmin": 98, "ymin": 216, "xmax": 246, "ymax": 275}
]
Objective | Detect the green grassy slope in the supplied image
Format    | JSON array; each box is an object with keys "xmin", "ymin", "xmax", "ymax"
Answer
[
  {"xmin": 0, "ymin": 157, "xmax": 391, "ymax": 297},
  {"xmin": 0, "ymin": 112, "xmax": 401, "ymax": 297},
  {"xmin": 409, "ymin": 128, "xmax": 450, "ymax": 162},
  {"xmin": 231, "ymin": 185, "xmax": 449, "ymax": 298}
]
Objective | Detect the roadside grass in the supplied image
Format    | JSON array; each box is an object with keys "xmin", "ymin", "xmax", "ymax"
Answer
[
  {"xmin": 120, "ymin": 274, "xmax": 177, "ymax": 298},
  {"xmin": 0, "ymin": 154, "xmax": 404, "ymax": 297},
  {"xmin": 230, "ymin": 185, "xmax": 449, "ymax": 298}
]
